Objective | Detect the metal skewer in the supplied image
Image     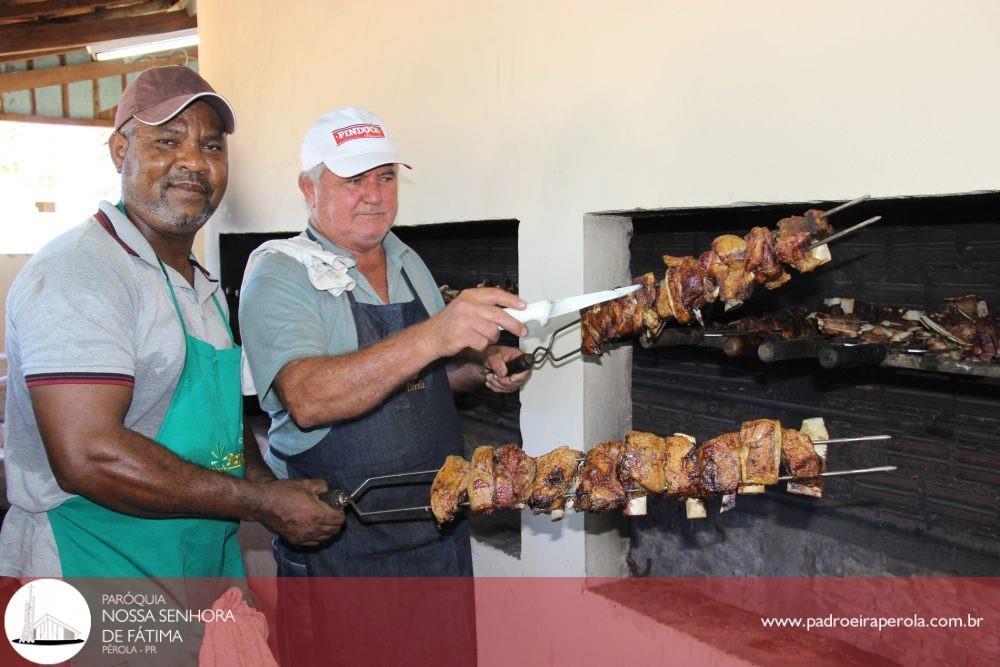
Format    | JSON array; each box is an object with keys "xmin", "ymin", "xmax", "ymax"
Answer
[
  {"xmin": 822, "ymin": 194, "xmax": 870, "ymax": 217},
  {"xmin": 777, "ymin": 465, "xmax": 896, "ymax": 482},
  {"xmin": 807, "ymin": 215, "xmax": 882, "ymax": 251},
  {"xmin": 813, "ymin": 435, "xmax": 890, "ymax": 445}
]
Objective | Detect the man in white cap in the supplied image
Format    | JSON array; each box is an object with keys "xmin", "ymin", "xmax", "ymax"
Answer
[
  {"xmin": 0, "ymin": 66, "xmax": 344, "ymax": 579},
  {"xmin": 239, "ymin": 106, "xmax": 532, "ymax": 579}
]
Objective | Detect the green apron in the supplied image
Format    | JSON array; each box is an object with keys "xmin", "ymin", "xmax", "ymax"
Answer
[{"xmin": 48, "ymin": 258, "xmax": 246, "ymax": 578}]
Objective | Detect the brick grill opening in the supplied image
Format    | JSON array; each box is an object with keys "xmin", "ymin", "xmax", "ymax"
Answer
[{"xmin": 625, "ymin": 193, "xmax": 1000, "ymax": 576}]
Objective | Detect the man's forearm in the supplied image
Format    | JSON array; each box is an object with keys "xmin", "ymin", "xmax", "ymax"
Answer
[
  {"xmin": 276, "ymin": 320, "xmax": 439, "ymax": 428},
  {"xmin": 65, "ymin": 426, "xmax": 269, "ymax": 522}
]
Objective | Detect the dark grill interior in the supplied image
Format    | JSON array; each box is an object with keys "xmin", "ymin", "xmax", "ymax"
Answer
[{"xmin": 625, "ymin": 193, "xmax": 1000, "ymax": 576}]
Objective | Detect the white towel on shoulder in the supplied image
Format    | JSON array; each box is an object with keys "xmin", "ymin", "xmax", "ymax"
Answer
[{"xmin": 239, "ymin": 235, "xmax": 357, "ymax": 396}]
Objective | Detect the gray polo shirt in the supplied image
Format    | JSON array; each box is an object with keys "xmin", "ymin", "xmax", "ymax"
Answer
[
  {"xmin": 239, "ymin": 223, "xmax": 444, "ymax": 478},
  {"xmin": 0, "ymin": 200, "xmax": 232, "ymax": 577}
]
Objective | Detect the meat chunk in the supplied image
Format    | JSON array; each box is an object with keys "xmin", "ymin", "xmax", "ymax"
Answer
[
  {"xmin": 492, "ymin": 444, "xmax": 536, "ymax": 509},
  {"xmin": 662, "ymin": 435, "xmax": 700, "ymax": 498},
  {"xmin": 469, "ymin": 446, "xmax": 495, "ymax": 514},
  {"xmin": 575, "ymin": 440, "xmax": 626, "ymax": 512},
  {"xmin": 662, "ymin": 256, "xmax": 713, "ymax": 324},
  {"xmin": 580, "ymin": 273, "xmax": 657, "ymax": 355},
  {"xmin": 697, "ymin": 432, "xmax": 742, "ymax": 495},
  {"xmin": 781, "ymin": 428, "xmax": 825, "ymax": 481},
  {"xmin": 527, "ymin": 446, "xmax": 583, "ymax": 515},
  {"xmin": 430, "ymin": 455, "xmax": 471, "ymax": 525},
  {"xmin": 620, "ymin": 431, "xmax": 669, "ymax": 494},
  {"xmin": 744, "ymin": 227, "xmax": 790, "ymax": 289},
  {"xmin": 739, "ymin": 419, "xmax": 783, "ymax": 485}
]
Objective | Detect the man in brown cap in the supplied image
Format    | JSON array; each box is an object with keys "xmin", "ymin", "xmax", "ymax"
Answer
[{"xmin": 0, "ymin": 66, "xmax": 344, "ymax": 578}]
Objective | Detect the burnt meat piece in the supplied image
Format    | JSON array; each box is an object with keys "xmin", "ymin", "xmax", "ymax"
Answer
[
  {"xmin": 527, "ymin": 446, "xmax": 583, "ymax": 514},
  {"xmin": 620, "ymin": 431, "xmax": 669, "ymax": 494},
  {"xmin": 431, "ymin": 455, "xmax": 471, "ymax": 525},
  {"xmin": 492, "ymin": 444, "xmax": 536, "ymax": 509},
  {"xmin": 739, "ymin": 419, "xmax": 782, "ymax": 485},
  {"xmin": 781, "ymin": 428, "xmax": 825, "ymax": 481},
  {"xmin": 697, "ymin": 432, "xmax": 742, "ymax": 495},
  {"xmin": 575, "ymin": 440, "xmax": 626, "ymax": 512},
  {"xmin": 580, "ymin": 273, "xmax": 657, "ymax": 355},
  {"xmin": 469, "ymin": 446, "xmax": 495, "ymax": 514},
  {"xmin": 744, "ymin": 227, "xmax": 790, "ymax": 289}
]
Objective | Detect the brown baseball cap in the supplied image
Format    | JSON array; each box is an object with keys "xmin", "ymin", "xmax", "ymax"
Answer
[{"xmin": 114, "ymin": 65, "xmax": 237, "ymax": 133}]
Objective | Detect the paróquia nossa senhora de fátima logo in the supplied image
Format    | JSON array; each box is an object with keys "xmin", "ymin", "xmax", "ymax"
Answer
[{"xmin": 5, "ymin": 578, "xmax": 91, "ymax": 664}]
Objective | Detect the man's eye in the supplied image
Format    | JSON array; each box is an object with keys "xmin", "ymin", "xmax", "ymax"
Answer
[
  {"xmin": 380, "ymin": 174, "xmax": 395, "ymax": 182},
  {"xmin": 347, "ymin": 178, "xmax": 363, "ymax": 185},
  {"xmin": 156, "ymin": 139, "xmax": 176, "ymax": 147},
  {"xmin": 203, "ymin": 143, "xmax": 223, "ymax": 152}
]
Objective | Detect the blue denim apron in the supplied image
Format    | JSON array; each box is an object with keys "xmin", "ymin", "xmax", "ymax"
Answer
[{"xmin": 274, "ymin": 268, "xmax": 473, "ymax": 577}]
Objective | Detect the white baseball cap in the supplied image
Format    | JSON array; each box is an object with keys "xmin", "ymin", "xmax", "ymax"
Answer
[{"xmin": 300, "ymin": 106, "xmax": 411, "ymax": 177}]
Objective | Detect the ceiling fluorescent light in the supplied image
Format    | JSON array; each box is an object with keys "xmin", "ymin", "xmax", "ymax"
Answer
[{"xmin": 88, "ymin": 28, "xmax": 199, "ymax": 62}]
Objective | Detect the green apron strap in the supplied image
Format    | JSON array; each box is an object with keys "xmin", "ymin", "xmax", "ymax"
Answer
[
  {"xmin": 210, "ymin": 292, "xmax": 236, "ymax": 345},
  {"xmin": 156, "ymin": 258, "xmax": 189, "ymax": 337}
]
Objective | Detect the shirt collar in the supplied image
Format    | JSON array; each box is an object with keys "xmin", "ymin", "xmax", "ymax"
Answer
[
  {"xmin": 305, "ymin": 220, "xmax": 410, "ymax": 265},
  {"xmin": 99, "ymin": 200, "xmax": 220, "ymax": 301}
]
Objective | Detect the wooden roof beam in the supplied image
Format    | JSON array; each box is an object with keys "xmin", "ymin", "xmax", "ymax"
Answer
[
  {"xmin": 0, "ymin": 51, "xmax": 192, "ymax": 94},
  {"xmin": 0, "ymin": 10, "xmax": 196, "ymax": 59},
  {"xmin": 0, "ymin": 1, "xmax": 132, "ymax": 23}
]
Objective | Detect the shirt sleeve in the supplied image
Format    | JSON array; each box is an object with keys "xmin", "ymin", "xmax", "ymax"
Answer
[
  {"xmin": 238, "ymin": 253, "xmax": 332, "ymax": 409},
  {"xmin": 11, "ymin": 257, "xmax": 137, "ymax": 388}
]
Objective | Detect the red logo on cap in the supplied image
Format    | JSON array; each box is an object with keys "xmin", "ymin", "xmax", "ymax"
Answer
[{"xmin": 332, "ymin": 124, "xmax": 385, "ymax": 146}]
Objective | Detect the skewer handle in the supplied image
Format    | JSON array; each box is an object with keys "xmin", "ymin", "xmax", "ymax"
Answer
[
  {"xmin": 506, "ymin": 353, "xmax": 535, "ymax": 374},
  {"xmin": 818, "ymin": 343, "xmax": 887, "ymax": 369},
  {"xmin": 758, "ymin": 338, "xmax": 821, "ymax": 362},
  {"xmin": 319, "ymin": 489, "xmax": 352, "ymax": 509}
]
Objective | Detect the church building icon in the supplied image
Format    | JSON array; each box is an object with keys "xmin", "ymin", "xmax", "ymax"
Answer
[{"xmin": 15, "ymin": 585, "xmax": 83, "ymax": 645}]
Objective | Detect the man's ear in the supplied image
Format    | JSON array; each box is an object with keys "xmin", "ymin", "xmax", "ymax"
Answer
[
  {"xmin": 298, "ymin": 172, "xmax": 316, "ymax": 207},
  {"xmin": 108, "ymin": 130, "xmax": 127, "ymax": 174}
]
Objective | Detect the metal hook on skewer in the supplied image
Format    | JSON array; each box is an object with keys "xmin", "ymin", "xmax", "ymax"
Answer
[{"xmin": 509, "ymin": 318, "xmax": 584, "ymax": 373}]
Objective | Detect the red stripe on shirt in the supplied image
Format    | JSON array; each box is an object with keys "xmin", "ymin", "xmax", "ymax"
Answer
[{"xmin": 25, "ymin": 373, "xmax": 135, "ymax": 389}]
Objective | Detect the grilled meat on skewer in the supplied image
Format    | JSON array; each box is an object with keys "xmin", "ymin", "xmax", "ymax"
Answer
[
  {"xmin": 744, "ymin": 226, "xmax": 790, "ymax": 289},
  {"xmin": 527, "ymin": 446, "xmax": 584, "ymax": 516},
  {"xmin": 781, "ymin": 428, "xmax": 825, "ymax": 484},
  {"xmin": 575, "ymin": 440, "xmax": 626, "ymax": 512},
  {"xmin": 662, "ymin": 434, "xmax": 701, "ymax": 498},
  {"xmin": 583, "ymin": 207, "xmax": 836, "ymax": 354},
  {"xmin": 469, "ymin": 446, "xmax": 495, "ymax": 514},
  {"xmin": 580, "ymin": 273, "xmax": 657, "ymax": 355},
  {"xmin": 492, "ymin": 444, "xmax": 536, "ymax": 510},
  {"xmin": 620, "ymin": 431, "xmax": 671, "ymax": 495},
  {"xmin": 697, "ymin": 432, "xmax": 742, "ymax": 495},
  {"xmin": 739, "ymin": 419, "xmax": 783, "ymax": 486},
  {"xmin": 431, "ymin": 455, "xmax": 472, "ymax": 525}
]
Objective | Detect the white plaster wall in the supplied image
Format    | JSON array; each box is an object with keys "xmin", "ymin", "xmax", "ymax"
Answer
[{"xmin": 196, "ymin": 0, "xmax": 1000, "ymax": 575}]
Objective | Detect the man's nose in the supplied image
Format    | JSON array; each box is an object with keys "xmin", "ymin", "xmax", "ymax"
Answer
[
  {"xmin": 174, "ymin": 140, "xmax": 208, "ymax": 171},
  {"xmin": 361, "ymin": 177, "xmax": 382, "ymax": 204}
]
